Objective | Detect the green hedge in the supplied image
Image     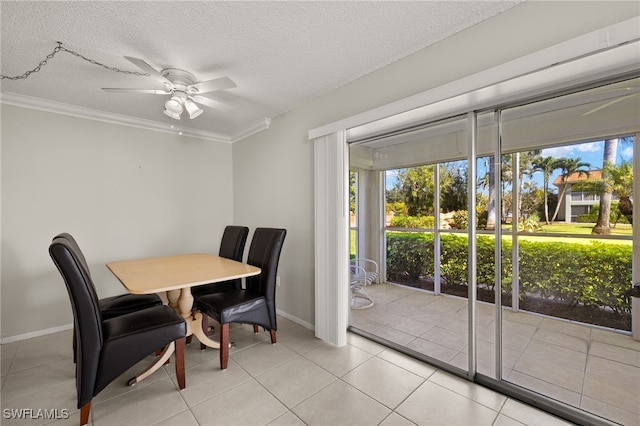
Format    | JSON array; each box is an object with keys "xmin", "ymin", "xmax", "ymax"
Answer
[
  {"xmin": 389, "ymin": 215, "xmax": 435, "ymax": 229},
  {"xmin": 386, "ymin": 232, "xmax": 631, "ymax": 315}
]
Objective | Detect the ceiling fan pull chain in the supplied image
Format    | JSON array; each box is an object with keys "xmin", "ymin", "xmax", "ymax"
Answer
[{"xmin": 1, "ymin": 42, "xmax": 149, "ymax": 80}]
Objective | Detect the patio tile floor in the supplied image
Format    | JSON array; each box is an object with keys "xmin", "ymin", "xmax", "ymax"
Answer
[{"xmin": 351, "ymin": 282, "xmax": 640, "ymax": 425}]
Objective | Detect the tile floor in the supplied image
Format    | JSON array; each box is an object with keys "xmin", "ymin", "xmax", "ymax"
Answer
[
  {"xmin": 1, "ymin": 316, "xmax": 575, "ymax": 426},
  {"xmin": 351, "ymin": 283, "xmax": 640, "ymax": 426}
]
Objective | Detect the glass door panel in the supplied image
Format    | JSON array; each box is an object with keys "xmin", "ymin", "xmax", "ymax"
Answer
[{"xmin": 500, "ymin": 77, "xmax": 639, "ymax": 425}]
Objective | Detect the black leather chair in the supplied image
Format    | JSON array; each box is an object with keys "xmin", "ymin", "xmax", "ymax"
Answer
[
  {"xmin": 192, "ymin": 226, "xmax": 249, "ymax": 297},
  {"xmin": 53, "ymin": 233, "xmax": 163, "ymax": 362},
  {"xmin": 187, "ymin": 226, "xmax": 249, "ymax": 348},
  {"xmin": 195, "ymin": 228, "xmax": 286, "ymax": 369},
  {"xmin": 49, "ymin": 237, "xmax": 187, "ymax": 426}
]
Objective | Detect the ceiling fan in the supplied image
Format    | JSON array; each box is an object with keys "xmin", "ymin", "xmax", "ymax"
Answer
[{"xmin": 102, "ymin": 56, "xmax": 236, "ymax": 120}]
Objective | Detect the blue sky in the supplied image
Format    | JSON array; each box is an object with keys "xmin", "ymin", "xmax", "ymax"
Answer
[{"xmin": 385, "ymin": 137, "xmax": 635, "ymax": 193}]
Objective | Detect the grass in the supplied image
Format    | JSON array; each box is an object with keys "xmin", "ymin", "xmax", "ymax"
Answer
[{"xmin": 354, "ymin": 222, "xmax": 633, "ymax": 255}]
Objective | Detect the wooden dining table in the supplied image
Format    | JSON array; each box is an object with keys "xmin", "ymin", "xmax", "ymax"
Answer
[{"xmin": 106, "ymin": 253, "xmax": 261, "ymax": 384}]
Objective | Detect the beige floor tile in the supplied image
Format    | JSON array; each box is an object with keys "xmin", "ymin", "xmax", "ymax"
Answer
[
  {"xmin": 585, "ymin": 354, "xmax": 640, "ymax": 388},
  {"xmin": 342, "ymin": 357, "xmax": 425, "ymax": 409},
  {"xmin": 522, "ymin": 339, "xmax": 587, "ymax": 372},
  {"xmin": 292, "ymin": 380, "xmax": 390, "ymax": 426},
  {"xmin": 580, "ymin": 395, "xmax": 640, "ymax": 426},
  {"xmin": 499, "ymin": 399, "xmax": 573, "ymax": 426},
  {"xmin": 386, "ymin": 315, "xmax": 435, "ymax": 337},
  {"xmin": 405, "ymin": 337, "xmax": 459, "ymax": 362},
  {"xmin": 493, "ymin": 414, "xmax": 526, "ymax": 426},
  {"xmin": 168, "ymin": 358, "xmax": 251, "ymax": 408},
  {"xmin": 501, "ymin": 309, "xmax": 544, "ymax": 327},
  {"xmin": 0, "ymin": 380, "xmax": 77, "ymax": 426},
  {"xmin": 539, "ymin": 318, "xmax": 592, "ymax": 340},
  {"xmin": 590, "ymin": 328, "xmax": 640, "ymax": 351},
  {"xmin": 91, "ymin": 378, "xmax": 188, "ymax": 426},
  {"xmin": 376, "ymin": 348, "xmax": 437, "ymax": 379},
  {"xmin": 420, "ymin": 325, "xmax": 467, "ymax": 351},
  {"xmin": 347, "ymin": 333, "xmax": 387, "ymax": 355},
  {"xmin": 429, "ymin": 370, "xmax": 507, "ymax": 411},
  {"xmin": 369, "ymin": 325, "xmax": 417, "ymax": 346},
  {"xmin": 267, "ymin": 411, "xmax": 306, "ymax": 426},
  {"xmin": 589, "ymin": 340, "xmax": 640, "ymax": 367},
  {"xmin": 151, "ymin": 409, "xmax": 199, "ymax": 426},
  {"xmin": 191, "ymin": 379, "xmax": 287, "ymax": 426},
  {"xmin": 532, "ymin": 328, "xmax": 588, "ymax": 353},
  {"xmin": 276, "ymin": 325, "xmax": 323, "ymax": 355},
  {"xmin": 7, "ymin": 331, "xmax": 73, "ymax": 374},
  {"xmin": 511, "ymin": 353, "xmax": 584, "ymax": 393},
  {"xmin": 303, "ymin": 341, "xmax": 373, "ymax": 377},
  {"xmin": 396, "ymin": 381, "xmax": 498, "ymax": 425},
  {"xmin": 582, "ymin": 372, "xmax": 640, "ymax": 414},
  {"xmin": 1, "ymin": 341, "xmax": 19, "ymax": 377},
  {"xmin": 230, "ymin": 338, "xmax": 298, "ymax": 376},
  {"xmin": 379, "ymin": 412, "xmax": 417, "ymax": 425},
  {"xmin": 1, "ymin": 358, "xmax": 75, "ymax": 403},
  {"xmin": 256, "ymin": 356, "xmax": 336, "ymax": 408},
  {"xmin": 506, "ymin": 370, "xmax": 581, "ymax": 407}
]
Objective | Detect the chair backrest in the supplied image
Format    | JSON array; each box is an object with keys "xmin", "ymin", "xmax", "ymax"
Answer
[
  {"xmin": 49, "ymin": 237, "xmax": 102, "ymax": 408},
  {"xmin": 53, "ymin": 233, "xmax": 91, "ymax": 276},
  {"xmin": 219, "ymin": 226, "xmax": 249, "ymax": 261},
  {"xmin": 245, "ymin": 228, "xmax": 286, "ymax": 329}
]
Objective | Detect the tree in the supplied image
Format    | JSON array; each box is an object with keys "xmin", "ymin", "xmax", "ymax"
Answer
[
  {"xmin": 441, "ymin": 163, "xmax": 468, "ymax": 212},
  {"xmin": 393, "ymin": 166, "xmax": 435, "ymax": 216},
  {"xmin": 550, "ymin": 157, "xmax": 591, "ymax": 223},
  {"xmin": 531, "ymin": 156, "xmax": 560, "ymax": 225},
  {"xmin": 593, "ymin": 138, "xmax": 618, "ymax": 235}
]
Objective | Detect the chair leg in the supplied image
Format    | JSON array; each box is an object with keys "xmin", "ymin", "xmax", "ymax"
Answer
[
  {"xmin": 175, "ymin": 337, "xmax": 186, "ymax": 390},
  {"xmin": 186, "ymin": 335, "xmax": 193, "ymax": 345},
  {"xmin": 270, "ymin": 329, "xmax": 277, "ymax": 344},
  {"xmin": 253, "ymin": 324, "xmax": 259, "ymax": 333},
  {"xmin": 219, "ymin": 323, "xmax": 230, "ymax": 369},
  {"xmin": 80, "ymin": 401, "xmax": 91, "ymax": 426}
]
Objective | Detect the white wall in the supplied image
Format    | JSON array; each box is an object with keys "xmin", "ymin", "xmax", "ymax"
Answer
[
  {"xmin": 232, "ymin": 1, "xmax": 639, "ymax": 327},
  {"xmin": 1, "ymin": 106, "xmax": 234, "ymax": 339},
  {"xmin": 1, "ymin": 1, "xmax": 637, "ymax": 339}
]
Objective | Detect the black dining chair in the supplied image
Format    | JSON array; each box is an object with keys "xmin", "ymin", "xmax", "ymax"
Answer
[
  {"xmin": 49, "ymin": 237, "xmax": 187, "ymax": 426},
  {"xmin": 188, "ymin": 226, "xmax": 249, "ymax": 347},
  {"xmin": 53, "ymin": 233, "xmax": 163, "ymax": 362},
  {"xmin": 194, "ymin": 227, "xmax": 286, "ymax": 369}
]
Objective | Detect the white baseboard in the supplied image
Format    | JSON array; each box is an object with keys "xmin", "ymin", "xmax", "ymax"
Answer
[
  {"xmin": 276, "ymin": 309, "xmax": 314, "ymax": 332},
  {"xmin": 0, "ymin": 311, "xmax": 313, "ymax": 345},
  {"xmin": 0, "ymin": 323, "xmax": 73, "ymax": 344}
]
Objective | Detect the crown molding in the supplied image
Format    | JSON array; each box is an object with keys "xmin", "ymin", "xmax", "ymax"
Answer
[
  {"xmin": 0, "ymin": 92, "xmax": 270, "ymax": 143},
  {"xmin": 231, "ymin": 118, "xmax": 272, "ymax": 141}
]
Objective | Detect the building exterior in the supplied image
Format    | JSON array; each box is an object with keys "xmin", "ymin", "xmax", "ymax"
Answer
[{"xmin": 553, "ymin": 169, "xmax": 604, "ymax": 222}]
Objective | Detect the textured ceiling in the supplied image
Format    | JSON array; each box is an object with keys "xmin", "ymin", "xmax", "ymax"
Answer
[{"xmin": 1, "ymin": 1, "xmax": 521, "ymax": 141}]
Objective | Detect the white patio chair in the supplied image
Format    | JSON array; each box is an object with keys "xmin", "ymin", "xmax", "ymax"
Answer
[{"xmin": 350, "ymin": 264, "xmax": 374, "ymax": 309}]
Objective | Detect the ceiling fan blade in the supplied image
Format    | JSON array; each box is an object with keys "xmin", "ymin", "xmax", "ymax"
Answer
[
  {"xmin": 190, "ymin": 95, "xmax": 232, "ymax": 111},
  {"xmin": 582, "ymin": 93, "xmax": 638, "ymax": 116},
  {"xmin": 124, "ymin": 56, "xmax": 173, "ymax": 87},
  {"xmin": 102, "ymin": 88, "xmax": 171, "ymax": 94},
  {"xmin": 189, "ymin": 77, "xmax": 236, "ymax": 94}
]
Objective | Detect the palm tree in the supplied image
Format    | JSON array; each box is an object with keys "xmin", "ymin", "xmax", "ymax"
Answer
[
  {"xmin": 550, "ymin": 157, "xmax": 591, "ymax": 223},
  {"xmin": 593, "ymin": 138, "xmax": 618, "ymax": 235},
  {"xmin": 531, "ymin": 156, "xmax": 560, "ymax": 225}
]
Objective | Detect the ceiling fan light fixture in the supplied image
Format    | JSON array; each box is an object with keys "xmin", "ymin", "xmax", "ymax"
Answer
[
  {"xmin": 185, "ymin": 100, "xmax": 203, "ymax": 119},
  {"xmin": 163, "ymin": 109, "xmax": 182, "ymax": 120}
]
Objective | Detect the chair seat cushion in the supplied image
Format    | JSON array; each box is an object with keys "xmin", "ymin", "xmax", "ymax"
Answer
[
  {"xmin": 97, "ymin": 305, "xmax": 186, "ymax": 393},
  {"xmin": 99, "ymin": 293, "xmax": 162, "ymax": 320},
  {"xmin": 195, "ymin": 290, "xmax": 268, "ymax": 327}
]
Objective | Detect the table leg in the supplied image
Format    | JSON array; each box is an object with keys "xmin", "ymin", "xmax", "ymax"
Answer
[
  {"xmin": 173, "ymin": 288, "xmax": 221, "ymax": 349},
  {"xmin": 128, "ymin": 341, "xmax": 175, "ymax": 386}
]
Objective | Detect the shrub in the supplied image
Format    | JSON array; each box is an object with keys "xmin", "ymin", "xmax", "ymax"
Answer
[
  {"xmin": 390, "ymin": 215, "xmax": 435, "ymax": 229},
  {"xmin": 386, "ymin": 232, "xmax": 631, "ymax": 316}
]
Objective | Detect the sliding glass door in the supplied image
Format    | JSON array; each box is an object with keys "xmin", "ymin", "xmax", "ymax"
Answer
[{"xmin": 348, "ymin": 75, "xmax": 640, "ymax": 424}]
